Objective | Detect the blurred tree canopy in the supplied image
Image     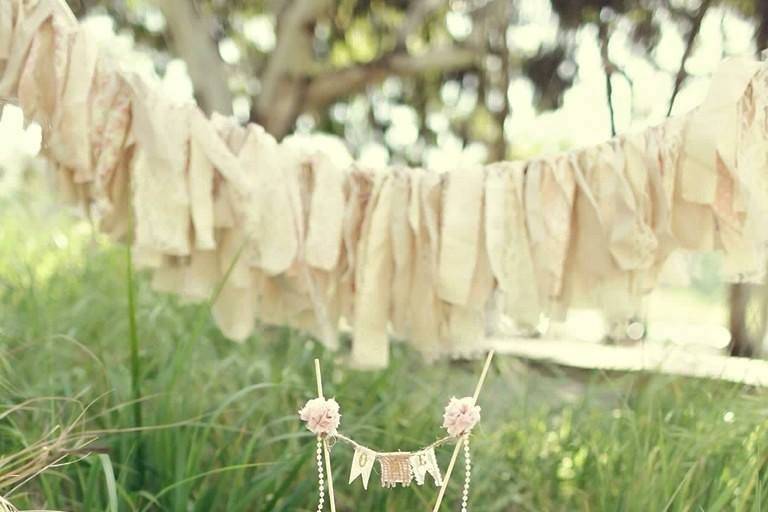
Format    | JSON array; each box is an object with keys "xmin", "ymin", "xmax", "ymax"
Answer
[{"xmin": 66, "ymin": 0, "xmax": 768, "ymax": 164}]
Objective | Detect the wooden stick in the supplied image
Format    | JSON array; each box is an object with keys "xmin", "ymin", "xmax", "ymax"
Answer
[
  {"xmin": 432, "ymin": 436, "xmax": 464, "ymax": 512},
  {"xmin": 472, "ymin": 350, "xmax": 495, "ymax": 404},
  {"xmin": 314, "ymin": 359, "xmax": 337, "ymax": 512},
  {"xmin": 314, "ymin": 359, "xmax": 324, "ymax": 399},
  {"xmin": 431, "ymin": 350, "xmax": 495, "ymax": 512},
  {"xmin": 322, "ymin": 440, "xmax": 335, "ymax": 512}
]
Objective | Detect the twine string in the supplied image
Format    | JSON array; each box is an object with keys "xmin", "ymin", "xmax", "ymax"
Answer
[{"xmin": 332, "ymin": 432, "xmax": 455, "ymax": 457}]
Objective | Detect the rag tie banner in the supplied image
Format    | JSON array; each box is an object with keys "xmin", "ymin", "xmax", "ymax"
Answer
[
  {"xmin": 4, "ymin": 1, "xmax": 768, "ymax": 367},
  {"xmin": 299, "ymin": 352, "xmax": 494, "ymax": 511}
]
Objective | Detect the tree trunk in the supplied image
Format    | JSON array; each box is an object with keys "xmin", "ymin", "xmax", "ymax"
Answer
[
  {"xmin": 252, "ymin": 0, "xmax": 331, "ymax": 137},
  {"xmin": 728, "ymin": 283, "xmax": 755, "ymax": 357},
  {"xmin": 157, "ymin": 0, "xmax": 233, "ymax": 116},
  {"xmin": 757, "ymin": 0, "xmax": 768, "ymax": 53}
]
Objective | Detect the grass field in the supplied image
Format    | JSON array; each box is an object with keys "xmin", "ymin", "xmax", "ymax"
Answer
[{"xmin": 1, "ymin": 194, "xmax": 767, "ymax": 511}]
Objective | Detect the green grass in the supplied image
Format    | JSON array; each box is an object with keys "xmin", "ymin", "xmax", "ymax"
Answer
[{"xmin": 0, "ymin": 195, "xmax": 767, "ymax": 511}]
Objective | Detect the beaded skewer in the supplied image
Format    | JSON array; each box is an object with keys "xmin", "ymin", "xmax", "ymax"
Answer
[
  {"xmin": 431, "ymin": 350, "xmax": 494, "ymax": 511},
  {"xmin": 314, "ymin": 359, "xmax": 337, "ymax": 512}
]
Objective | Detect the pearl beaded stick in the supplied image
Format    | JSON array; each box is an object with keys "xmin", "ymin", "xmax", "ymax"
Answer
[
  {"xmin": 431, "ymin": 350, "xmax": 494, "ymax": 512},
  {"xmin": 461, "ymin": 436, "xmax": 471, "ymax": 512},
  {"xmin": 315, "ymin": 437, "xmax": 325, "ymax": 512},
  {"xmin": 314, "ymin": 359, "xmax": 337, "ymax": 512}
]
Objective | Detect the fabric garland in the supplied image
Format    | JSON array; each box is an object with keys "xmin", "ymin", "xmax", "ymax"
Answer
[{"xmin": 3, "ymin": 0, "xmax": 768, "ymax": 367}]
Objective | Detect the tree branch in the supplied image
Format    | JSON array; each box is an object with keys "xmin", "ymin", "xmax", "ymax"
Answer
[
  {"xmin": 304, "ymin": 46, "xmax": 478, "ymax": 111},
  {"xmin": 599, "ymin": 21, "xmax": 617, "ymax": 137},
  {"xmin": 252, "ymin": 0, "xmax": 476, "ymax": 138},
  {"xmin": 487, "ymin": 1, "xmax": 511, "ymax": 162},
  {"xmin": 666, "ymin": 0, "xmax": 712, "ymax": 116},
  {"xmin": 396, "ymin": 0, "xmax": 445, "ymax": 48},
  {"xmin": 157, "ymin": 0, "xmax": 232, "ymax": 115}
]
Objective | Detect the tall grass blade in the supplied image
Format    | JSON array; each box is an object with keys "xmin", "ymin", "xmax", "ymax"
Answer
[
  {"xmin": 126, "ymin": 246, "xmax": 145, "ymax": 488},
  {"xmin": 98, "ymin": 454, "xmax": 119, "ymax": 512}
]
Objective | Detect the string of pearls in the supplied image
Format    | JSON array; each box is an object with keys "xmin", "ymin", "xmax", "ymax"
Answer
[
  {"xmin": 316, "ymin": 437, "xmax": 325, "ymax": 511},
  {"xmin": 461, "ymin": 435, "xmax": 471, "ymax": 512}
]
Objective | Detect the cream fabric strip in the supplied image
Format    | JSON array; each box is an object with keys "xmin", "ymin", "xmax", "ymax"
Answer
[{"xmin": 438, "ymin": 166, "xmax": 485, "ymax": 306}]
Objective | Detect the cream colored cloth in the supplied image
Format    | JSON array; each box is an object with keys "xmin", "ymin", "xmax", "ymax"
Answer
[{"xmin": 4, "ymin": 0, "xmax": 768, "ymax": 367}]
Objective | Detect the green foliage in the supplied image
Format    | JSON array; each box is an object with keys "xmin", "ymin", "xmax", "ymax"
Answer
[{"xmin": 0, "ymin": 195, "xmax": 767, "ymax": 511}]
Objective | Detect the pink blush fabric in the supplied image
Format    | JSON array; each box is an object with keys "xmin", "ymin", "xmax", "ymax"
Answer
[
  {"xmin": 299, "ymin": 397, "xmax": 341, "ymax": 436},
  {"xmin": 442, "ymin": 396, "xmax": 481, "ymax": 437}
]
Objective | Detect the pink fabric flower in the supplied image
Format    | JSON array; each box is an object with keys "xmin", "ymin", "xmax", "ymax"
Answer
[
  {"xmin": 442, "ymin": 396, "xmax": 481, "ymax": 437},
  {"xmin": 298, "ymin": 397, "xmax": 341, "ymax": 436}
]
